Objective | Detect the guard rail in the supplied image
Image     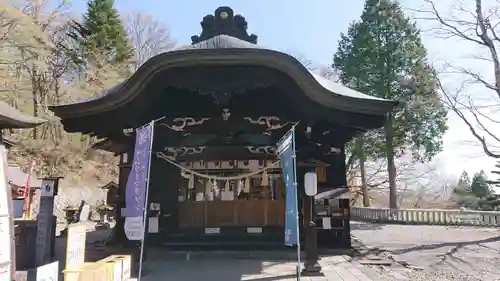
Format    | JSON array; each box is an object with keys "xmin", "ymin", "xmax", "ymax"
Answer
[{"xmin": 350, "ymin": 207, "xmax": 500, "ymax": 226}]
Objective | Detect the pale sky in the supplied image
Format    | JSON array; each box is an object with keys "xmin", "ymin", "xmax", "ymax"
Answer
[{"xmin": 68, "ymin": 0, "xmax": 500, "ymax": 185}]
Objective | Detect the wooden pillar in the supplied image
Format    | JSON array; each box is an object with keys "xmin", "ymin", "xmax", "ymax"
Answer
[
  {"xmin": 117, "ymin": 156, "xmax": 132, "ymax": 219},
  {"xmin": 148, "ymin": 155, "xmax": 180, "ymax": 244},
  {"xmin": 108, "ymin": 151, "xmax": 132, "ymax": 246},
  {"xmin": 317, "ymin": 144, "xmax": 351, "ymax": 249},
  {"xmin": 296, "ymin": 166, "xmax": 307, "ymax": 243}
]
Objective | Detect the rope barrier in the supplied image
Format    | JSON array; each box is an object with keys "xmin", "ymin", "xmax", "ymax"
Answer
[{"xmin": 156, "ymin": 152, "xmax": 279, "ymax": 181}]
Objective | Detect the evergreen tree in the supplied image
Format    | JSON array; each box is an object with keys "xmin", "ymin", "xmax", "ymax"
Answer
[
  {"xmin": 453, "ymin": 170, "xmax": 499, "ymax": 210},
  {"xmin": 69, "ymin": 0, "xmax": 133, "ymax": 66},
  {"xmin": 333, "ymin": 0, "xmax": 447, "ymax": 208},
  {"xmin": 470, "ymin": 170, "xmax": 492, "ymax": 198},
  {"xmin": 457, "ymin": 170, "xmax": 471, "ymax": 187},
  {"xmin": 453, "ymin": 170, "xmax": 471, "ymax": 195},
  {"xmin": 477, "ymin": 194, "xmax": 500, "ymax": 211},
  {"xmin": 487, "ymin": 161, "xmax": 500, "ymax": 188},
  {"xmin": 67, "ymin": 0, "xmax": 133, "ymax": 245}
]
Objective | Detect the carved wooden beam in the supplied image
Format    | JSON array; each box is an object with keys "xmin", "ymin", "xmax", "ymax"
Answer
[
  {"xmin": 245, "ymin": 145, "xmax": 276, "ymax": 155},
  {"xmin": 158, "ymin": 117, "xmax": 210, "ymax": 132},
  {"xmin": 243, "ymin": 116, "xmax": 296, "ymax": 135},
  {"xmin": 160, "ymin": 145, "xmax": 279, "ymax": 161}
]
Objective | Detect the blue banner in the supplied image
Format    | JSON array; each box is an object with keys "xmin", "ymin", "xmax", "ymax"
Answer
[
  {"xmin": 125, "ymin": 123, "xmax": 153, "ymax": 218},
  {"xmin": 277, "ymin": 129, "xmax": 299, "ymax": 246}
]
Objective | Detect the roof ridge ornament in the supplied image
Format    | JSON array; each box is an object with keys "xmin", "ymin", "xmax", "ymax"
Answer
[{"xmin": 191, "ymin": 6, "xmax": 258, "ymax": 44}]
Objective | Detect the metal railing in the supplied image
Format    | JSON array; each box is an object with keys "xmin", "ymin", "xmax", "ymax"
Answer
[{"xmin": 351, "ymin": 207, "xmax": 500, "ymax": 226}]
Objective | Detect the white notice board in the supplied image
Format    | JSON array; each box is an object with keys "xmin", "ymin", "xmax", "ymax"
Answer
[
  {"xmin": 65, "ymin": 225, "xmax": 86, "ymax": 270},
  {"xmin": 36, "ymin": 261, "xmax": 59, "ymax": 281}
]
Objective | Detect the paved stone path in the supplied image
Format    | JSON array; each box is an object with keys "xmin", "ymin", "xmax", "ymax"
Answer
[{"xmin": 141, "ymin": 252, "xmax": 376, "ymax": 281}]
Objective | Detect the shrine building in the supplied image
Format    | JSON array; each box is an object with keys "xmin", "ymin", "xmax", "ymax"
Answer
[{"xmin": 49, "ymin": 6, "xmax": 398, "ymax": 250}]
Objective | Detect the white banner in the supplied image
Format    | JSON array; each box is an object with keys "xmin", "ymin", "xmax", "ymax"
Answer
[
  {"xmin": 124, "ymin": 216, "xmax": 143, "ymax": 240},
  {"xmin": 0, "ymin": 217, "xmax": 10, "ymax": 265},
  {"xmin": 0, "ymin": 145, "xmax": 13, "ymax": 281}
]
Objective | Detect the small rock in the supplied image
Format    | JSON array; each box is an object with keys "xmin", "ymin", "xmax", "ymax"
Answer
[
  {"xmin": 407, "ymin": 265, "xmax": 424, "ymax": 271},
  {"xmin": 366, "ymin": 254, "xmax": 382, "ymax": 260}
]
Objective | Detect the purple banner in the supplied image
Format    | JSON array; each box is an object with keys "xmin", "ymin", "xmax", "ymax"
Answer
[{"xmin": 125, "ymin": 124, "xmax": 153, "ymax": 217}]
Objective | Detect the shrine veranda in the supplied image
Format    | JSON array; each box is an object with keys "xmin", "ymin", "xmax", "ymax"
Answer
[{"xmin": 49, "ymin": 6, "xmax": 397, "ymax": 250}]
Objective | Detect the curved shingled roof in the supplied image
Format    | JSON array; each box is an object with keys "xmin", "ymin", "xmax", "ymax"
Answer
[
  {"xmin": 0, "ymin": 101, "xmax": 46, "ymax": 129},
  {"xmin": 74, "ymin": 34, "xmax": 391, "ymax": 105}
]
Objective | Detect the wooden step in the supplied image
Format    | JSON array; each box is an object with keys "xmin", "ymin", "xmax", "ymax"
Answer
[{"xmin": 161, "ymin": 240, "xmax": 293, "ymax": 251}]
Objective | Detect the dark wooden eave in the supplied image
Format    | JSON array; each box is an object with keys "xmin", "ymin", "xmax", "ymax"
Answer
[
  {"xmin": 91, "ymin": 138, "xmax": 131, "ymax": 154},
  {"xmin": 3, "ymin": 137, "xmax": 16, "ymax": 149},
  {"xmin": 0, "ymin": 101, "xmax": 46, "ymax": 129},
  {"xmin": 49, "ymin": 36, "xmax": 398, "ymax": 120}
]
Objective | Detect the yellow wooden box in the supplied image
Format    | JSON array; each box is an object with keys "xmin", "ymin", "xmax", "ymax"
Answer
[
  {"xmin": 79, "ymin": 262, "xmax": 108, "ymax": 281},
  {"xmin": 63, "ymin": 262, "xmax": 93, "ymax": 281},
  {"xmin": 108, "ymin": 255, "xmax": 131, "ymax": 281},
  {"xmin": 97, "ymin": 256, "xmax": 123, "ymax": 281}
]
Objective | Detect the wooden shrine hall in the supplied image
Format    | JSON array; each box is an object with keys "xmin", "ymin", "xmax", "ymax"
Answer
[{"xmin": 49, "ymin": 6, "xmax": 398, "ymax": 249}]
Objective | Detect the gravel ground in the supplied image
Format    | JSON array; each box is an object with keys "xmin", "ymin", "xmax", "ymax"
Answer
[{"xmin": 351, "ymin": 221, "xmax": 500, "ymax": 281}]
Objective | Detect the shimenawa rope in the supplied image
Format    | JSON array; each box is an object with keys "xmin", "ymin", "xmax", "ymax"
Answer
[{"xmin": 156, "ymin": 152, "xmax": 278, "ymax": 181}]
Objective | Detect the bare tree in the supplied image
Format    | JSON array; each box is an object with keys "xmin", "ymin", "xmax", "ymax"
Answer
[
  {"xmin": 415, "ymin": 0, "xmax": 500, "ymax": 158},
  {"xmin": 286, "ymin": 52, "xmax": 340, "ymax": 81},
  {"xmin": 1, "ymin": 0, "xmax": 125, "ymax": 175},
  {"xmin": 125, "ymin": 11, "xmax": 176, "ymax": 70},
  {"xmin": 0, "ymin": 2, "xmax": 50, "ymax": 99},
  {"xmin": 348, "ymin": 150, "xmax": 444, "ymax": 208}
]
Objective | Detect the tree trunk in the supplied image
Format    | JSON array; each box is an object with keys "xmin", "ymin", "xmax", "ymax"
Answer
[
  {"xmin": 360, "ymin": 159, "xmax": 369, "ymax": 206},
  {"xmin": 31, "ymin": 68, "xmax": 38, "ymax": 139},
  {"xmin": 107, "ymin": 162, "xmax": 132, "ymax": 246},
  {"xmin": 384, "ymin": 113, "xmax": 398, "ymax": 209},
  {"xmin": 356, "ymin": 137, "xmax": 370, "ymax": 207}
]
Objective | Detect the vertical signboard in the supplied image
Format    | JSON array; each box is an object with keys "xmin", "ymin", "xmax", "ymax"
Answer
[
  {"xmin": 65, "ymin": 225, "xmax": 86, "ymax": 270},
  {"xmin": 36, "ymin": 261, "xmax": 59, "ymax": 281},
  {"xmin": 35, "ymin": 179, "xmax": 58, "ymax": 266},
  {"xmin": 0, "ymin": 144, "xmax": 13, "ymax": 281},
  {"xmin": 124, "ymin": 123, "xmax": 154, "ymax": 240},
  {"xmin": 277, "ymin": 129, "xmax": 299, "ymax": 246}
]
